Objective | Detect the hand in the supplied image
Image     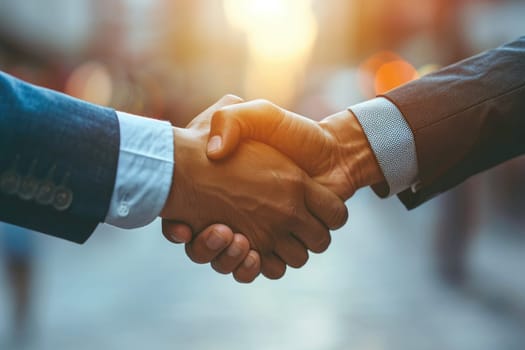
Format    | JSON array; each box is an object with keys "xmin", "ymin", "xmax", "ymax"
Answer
[
  {"xmin": 161, "ymin": 96, "xmax": 262, "ymax": 283},
  {"xmin": 162, "ymin": 220, "xmax": 261, "ymax": 283},
  {"xmin": 205, "ymin": 99, "xmax": 385, "ymax": 200},
  {"xmin": 160, "ymin": 97, "xmax": 348, "ymax": 280}
]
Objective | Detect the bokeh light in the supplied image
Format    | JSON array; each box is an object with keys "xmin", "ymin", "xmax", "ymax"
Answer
[
  {"xmin": 65, "ymin": 61, "xmax": 113, "ymax": 106},
  {"xmin": 224, "ymin": 0, "xmax": 317, "ymax": 62},
  {"xmin": 358, "ymin": 51, "xmax": 419, "ymax": 97},
  {"xmin": 374, "ymin": 59, "xmax": 419, "ymax": 95},
  {"xmin": 223, "ymin": 0, "xmax": 318, "ymax": 106}
]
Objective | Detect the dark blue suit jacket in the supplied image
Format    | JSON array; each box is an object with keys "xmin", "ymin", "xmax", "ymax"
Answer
[{"xmin": 0, "ymin": 72, "xmax": 119, "ymax": 243}]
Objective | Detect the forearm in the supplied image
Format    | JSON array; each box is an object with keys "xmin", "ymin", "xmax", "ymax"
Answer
[
  {"xmin": 384, "ymin": 36, "xmax": 525, "ymax": 208},
  {"xmin": 0, "ymin": 71, "xmax": 176, "ymax": 240},
  {"xmin": 0, "ymin": 71, "xmax": 119, "ymax": 242}
]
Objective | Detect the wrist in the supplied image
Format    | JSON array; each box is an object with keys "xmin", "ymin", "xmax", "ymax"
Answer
[
  {"xmin": 320, "ymin": 110, "xmax": 385, "ymax": 191},
  {"xmin": 160, "ymin": 127, "xmax": 182, "ymax": 218},
  {"xmin": 107, "ymin": 112, "xmax": 175, "ymax": 228}
]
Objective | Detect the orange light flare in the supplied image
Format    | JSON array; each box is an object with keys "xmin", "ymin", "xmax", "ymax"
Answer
[{"xmin": 358, "ymin": 51, "xmax": 419, "ymax": 98}]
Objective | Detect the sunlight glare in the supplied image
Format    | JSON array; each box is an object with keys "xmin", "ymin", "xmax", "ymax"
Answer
[{"xmin": 223, "ymin": 0, "xmax": 317, "ymax": 105}]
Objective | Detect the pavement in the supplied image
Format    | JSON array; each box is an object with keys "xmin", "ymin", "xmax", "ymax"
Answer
[{"xmin": 0, "ymin": 188, "xmax": 524, "ymax": 350}]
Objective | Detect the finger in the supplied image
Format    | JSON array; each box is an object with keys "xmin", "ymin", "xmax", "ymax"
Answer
[
  {"xmin": 260, "ymin": 253, "xmax": 286, "ymax": 280},
  {"xmin": 186, "ymin": 94, "xmax": 244, "ymax": 129},
  {"xmin": 211, "ymin": 234, "xmax": 250, "ymax": 274},
  {"xmin": 162, "ymin": 219, "xmax": 192, "ymax": 244},
  {"xmin": 184, "ymin": 224, "xmax": 234, "ymax": 264},
  {"xmin": 274, "ymin": 234, "xmax": 309, "ymax": 268},
  {"xmin": 207, "ymin": 100, "xmax": 323, "ymax": 174},
  {"xmin": 233, "ymin": 250, "xmax": 261, "ymax": 283},
  {"xmin": 207, "ymin": 100, "xmax": 285, "ymax": 159},
  {"xmin": 304, "ymin": 177, "xmax": 349, "ymax": 230},
  {"xmin": 292, "ymin": 211, "xmax": 332, "ymax": 254}
]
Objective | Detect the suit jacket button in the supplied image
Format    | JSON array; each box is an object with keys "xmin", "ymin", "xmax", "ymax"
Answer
[
  {"xmin": 0, "ymin": 171, "xmax": 20, "ymax": 195},
  {"xmin": 53, "ymin": 186, "xmax": 73, "ymax": 211},
  {"xmin": 18, "ymin": 177, "xmax": 39, "ymax": 200},
  {"xmin": 36, "ymin": 180, "xmax": 56, "ymax": 205}
]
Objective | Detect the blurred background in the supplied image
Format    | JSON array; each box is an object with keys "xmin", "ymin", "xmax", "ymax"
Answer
[{"xmin": 0, "ymin": 0, "xmax": 524, "ymax": 349}]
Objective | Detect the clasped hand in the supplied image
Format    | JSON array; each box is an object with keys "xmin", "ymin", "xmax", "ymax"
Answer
[{"xmin": 161, "ymin": 95, "xmax": 384, "ymax": 282}]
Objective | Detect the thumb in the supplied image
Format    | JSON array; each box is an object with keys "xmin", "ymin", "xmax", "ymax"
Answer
[
  {"xmin": 206, "ymin": 111, "xmax": 242, "ymax": 159},
  {"xmin": 186, "ymin": 94, "xmax": 243, "ymax": 129},
  {"xmin": 206, "ymin": 100, "xmax": 285, "ymax": 160},
  {"xmin": 162, "ymin": 219, "xmax": 193, "ymax": 244}
]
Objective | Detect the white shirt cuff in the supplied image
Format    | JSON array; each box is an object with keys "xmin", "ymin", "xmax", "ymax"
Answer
[
  {"xmin": 105, "ymin": 112, "xmax": 174, "ymax": 229},
  {"xmin": 349, "ymin": 97, "xmax": 419, "ymax": 197}
]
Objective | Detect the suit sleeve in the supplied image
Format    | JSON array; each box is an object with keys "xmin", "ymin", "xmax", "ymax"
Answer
[
  {"xmin": 381, "ymin": 37, "xmax": 525, "ymax": 209},
  {"xmin": 0, "ymin": 71, "xmax": 119, "ymax": 243}
]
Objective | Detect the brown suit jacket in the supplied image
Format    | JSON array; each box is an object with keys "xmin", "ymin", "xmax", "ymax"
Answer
[{"xmin": 382, "ymin": 37, "xmax": 525, "ymax": 209}]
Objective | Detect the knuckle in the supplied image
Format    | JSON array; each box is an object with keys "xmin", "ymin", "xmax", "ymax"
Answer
[
  {"xmin": 253, "ymin": 99, "xmax": 279, "ymax": 114},
  {"xmin": 220, "ymin": 94, "xmax": 243, "ymax": 104},
  {"xmin": 253, "ymin": 98, "xmax": 271, "ymax": 106},
  {"xmin": 212, "ymin": 108, "xmax": 226, "ymax": 121},
  {"xmin": 250, "ymin": 229, "xmax": 274, "ymax": 255},
  {"xmin": 281, "ymin": 204, "xmax": 299, "ymax": 224}
]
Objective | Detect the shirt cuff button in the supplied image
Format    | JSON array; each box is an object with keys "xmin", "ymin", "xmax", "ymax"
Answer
[{"xmin": 118, "ymin": 202, "xmax": 130, "ymax": 217}]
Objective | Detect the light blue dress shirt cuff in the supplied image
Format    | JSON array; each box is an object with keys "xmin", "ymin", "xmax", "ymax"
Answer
[
  {"xmin": 105, "ymin": 112, "xmax": 174, "ymax": 229},
  {"xmin": 349, "ymin": 97, "xmax": 419, "ymax": 197}
]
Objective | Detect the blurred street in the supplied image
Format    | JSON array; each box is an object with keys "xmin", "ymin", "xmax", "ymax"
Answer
[
  {"xmin": 1, "ymin": 187, "xmax": 525, "ymax": 350},
  {"xmin": 0, "ymin": 0, "xmax": 524, "ymax": 349}
]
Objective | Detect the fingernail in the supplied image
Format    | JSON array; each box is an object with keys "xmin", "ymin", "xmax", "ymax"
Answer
[
  {"xmin": 243, "ymin": 255, "xmax": 256, "ymax": 269},
  {"xmin": 206, "ymin": 230, "xmax": 226, "ymax": 250},
  {"xmin": 171, "ymin": 235, "xmax": 184, "ymax": 243},
  {"xmin": 207, "ymin": 135, "xmax": 222, "ymax": 154},
  {"xmin": 227, "ymin": 244, "xmax": 242, "ymax": 257}
]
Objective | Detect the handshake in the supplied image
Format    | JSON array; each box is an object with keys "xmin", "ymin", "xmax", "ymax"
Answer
[
  {"xmin": 2, "ymin": 38, "xmax": 521, "ymax": 284},
  {"xmin": 160, "ymin": 95, "xmax": 386, "ymax": 283},
  {"xmin": 121, "ymin": 38, "xmax": 525, "ymax": 283}
]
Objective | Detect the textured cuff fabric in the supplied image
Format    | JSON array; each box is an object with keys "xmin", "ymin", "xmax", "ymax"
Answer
[
  {"xmin": 105, "ymin": 112, "xmax": 174, "ymax": 229},
  {"xmin": 349, "ymin": 97, "xmax": 419, "ymax": 197}
]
